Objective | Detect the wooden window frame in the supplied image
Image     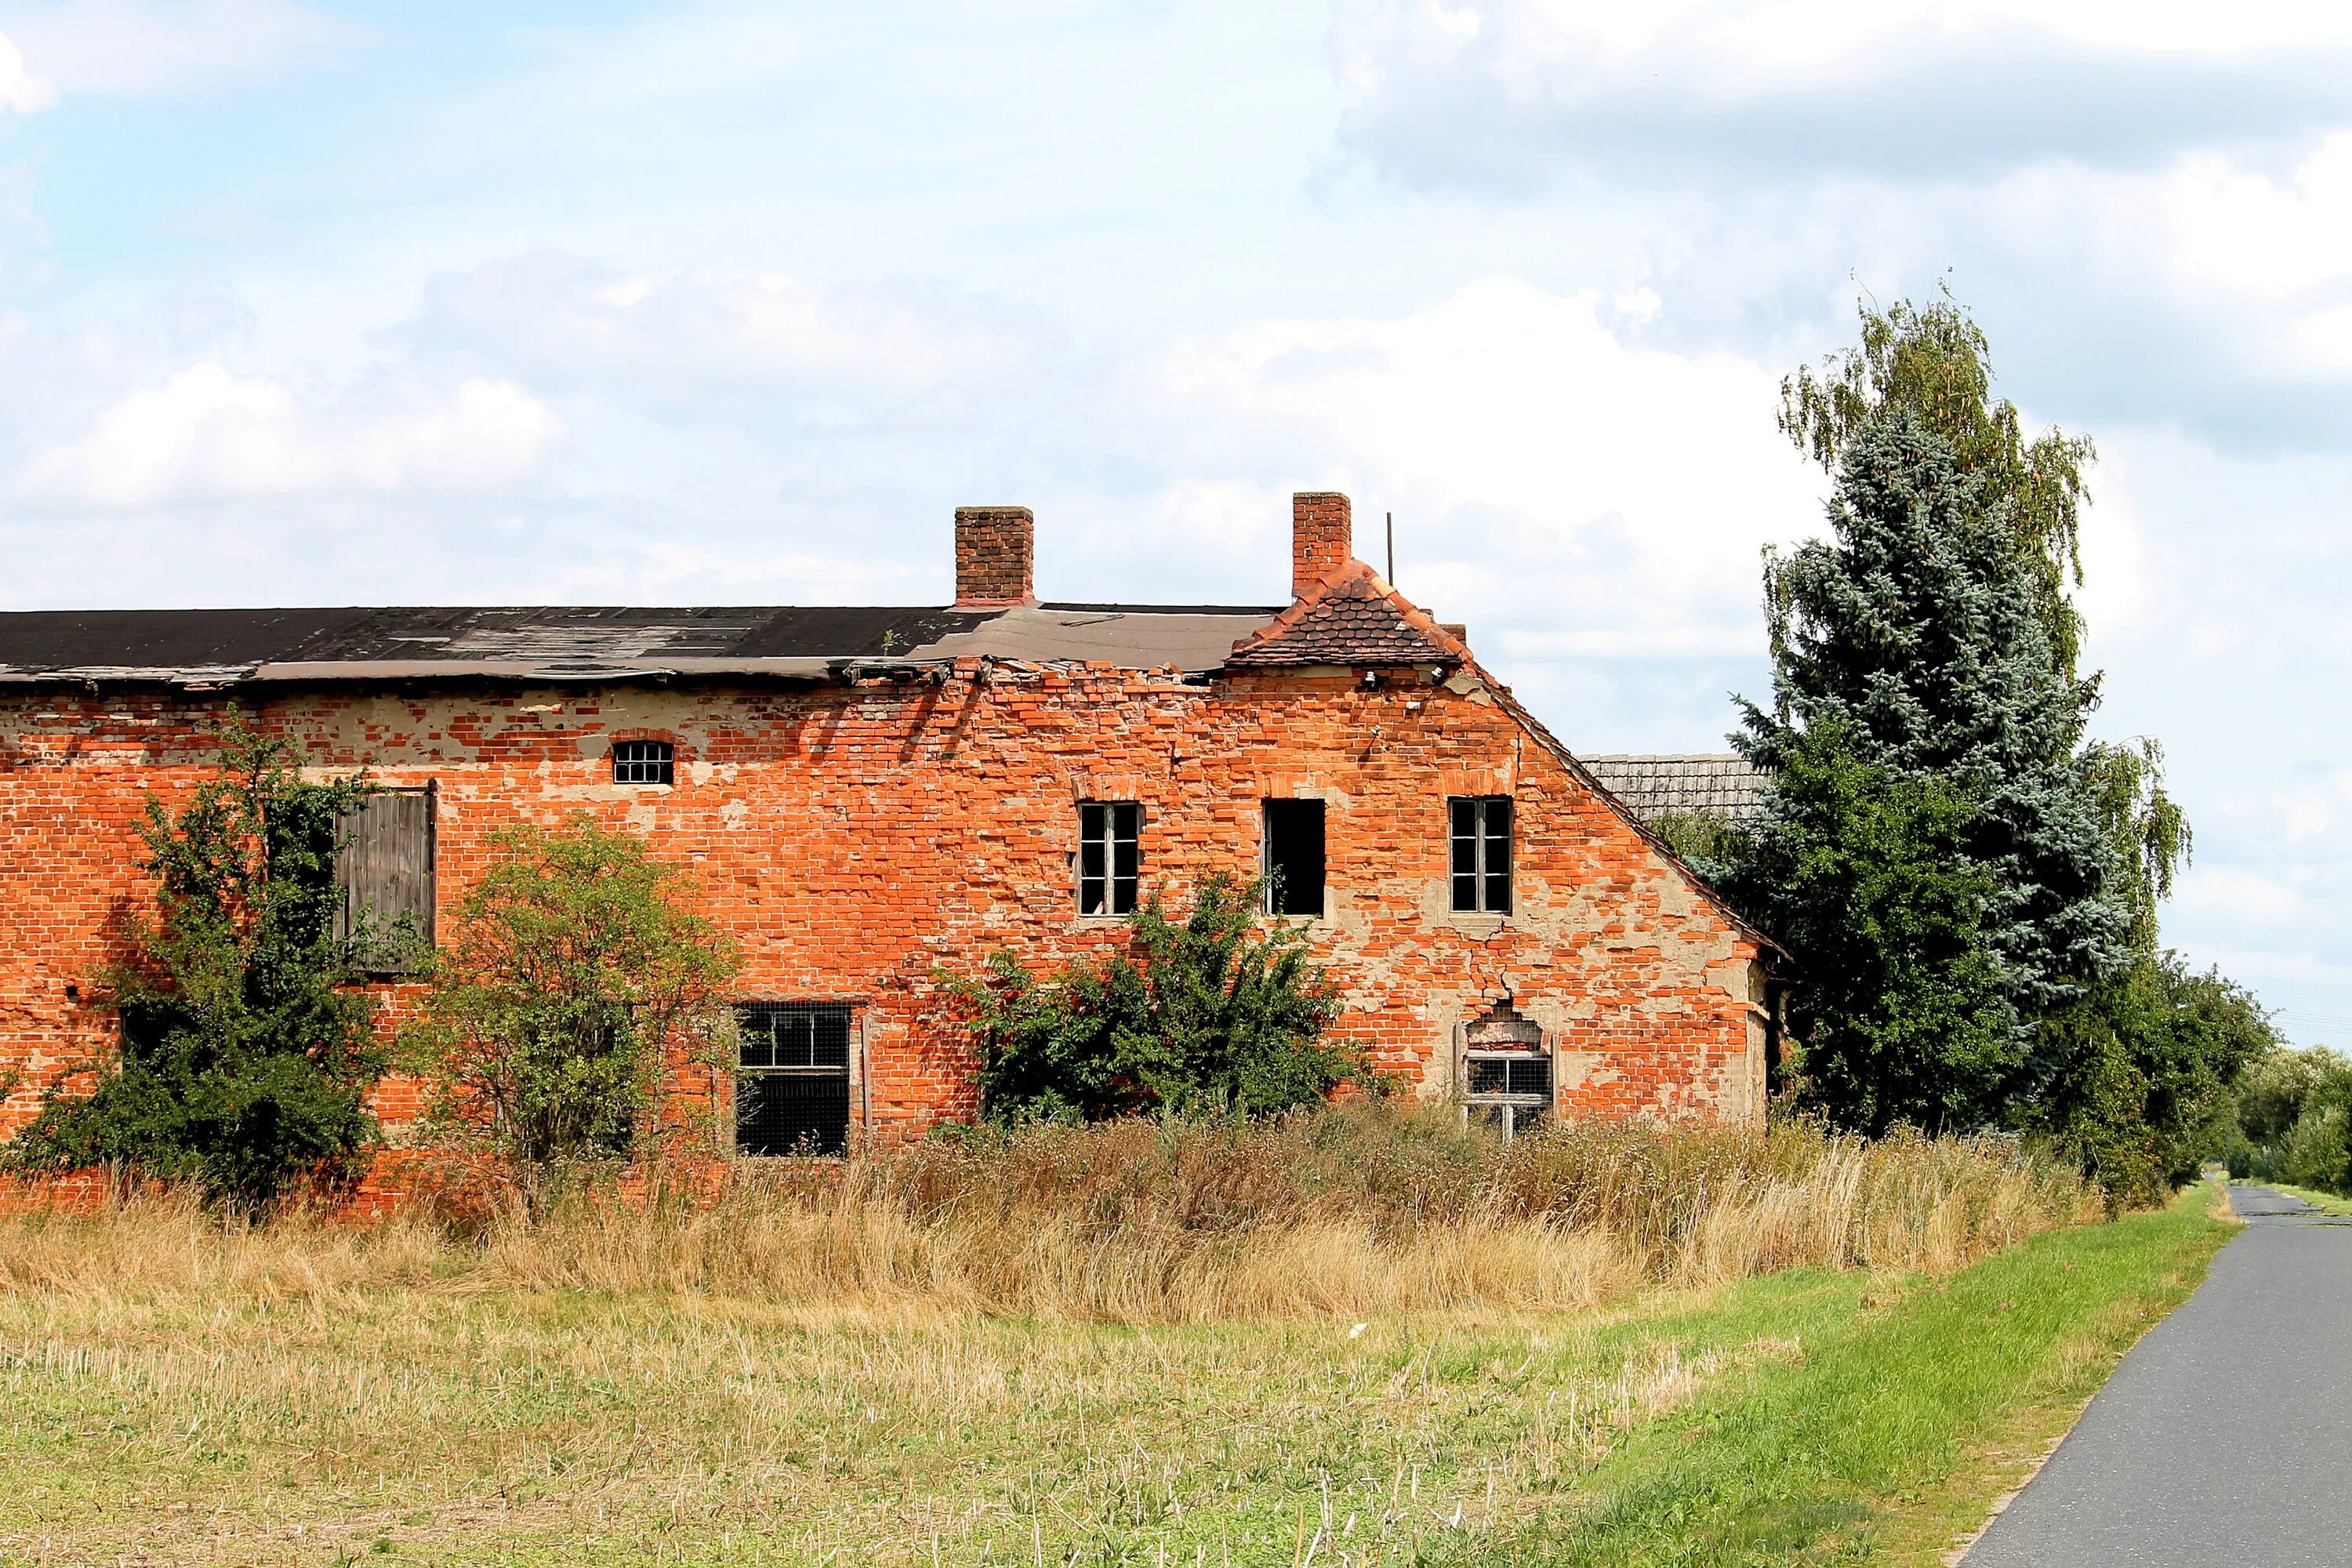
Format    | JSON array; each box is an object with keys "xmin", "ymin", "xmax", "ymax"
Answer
[
  {"xmin": 734, "ymin": 1002, "xmax": 855, "ymax": 1159},
  {"xmin": 1449, "ymin": 796, "xmax": 1513, "ymax": 915},
  {"xmin": 1077, "ymin": 800, "xmax": 1142, "ymax": 916},
  {"xmin": 1463, "ymin": 1048, "xmax": 1551, "ymax": 1141}
]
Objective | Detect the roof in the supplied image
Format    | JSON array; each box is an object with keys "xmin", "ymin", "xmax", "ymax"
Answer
[
  {"xmin": 0, "ymin": 602, "xmax": 1284, "ymax": 687},
  {"xmin": 1226, "ymin": 561, "xmax": 1472, "ymax": 669},
  {"xmin": 1576, "ymin": 754, "xmax": 1766, "ymax": 824}
]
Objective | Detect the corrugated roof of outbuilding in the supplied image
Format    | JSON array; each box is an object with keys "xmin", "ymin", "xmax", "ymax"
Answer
[{"xmin": 1576, "ymin": 754, "xmax": 1767, "ymax": 823}]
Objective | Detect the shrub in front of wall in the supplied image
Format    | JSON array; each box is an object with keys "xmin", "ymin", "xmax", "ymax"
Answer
[
  {"xmin": 942, "ymin": 872, "xmax": 1359, "ymax": 1123},
  {"xmin": 401, "ymin": 813, "xmax": 739, "ymax": 1216},
  {"xmin": 1, "ymin": 719, "xmax": 387, "ymax": 1208}
]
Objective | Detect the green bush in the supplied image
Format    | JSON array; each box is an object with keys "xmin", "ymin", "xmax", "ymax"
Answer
[
  {"xmin": 2227, "ymin": 1046, "xmax": 2352, "ymax": 1190},
  {"xmin": 942, "ymin": 872, "xmax": 1359, "ymax": 1123},
  {"xmin": 402, "ymin": 815, "xmax": 739, "ymax": 1210},
  {"xmin": 1, "ymin": 720, "xmax": 387, "ymax": 1207},
  {"xmin": 2026, "ymin": 958, "xmax": 2274, "ymax": 1207}
]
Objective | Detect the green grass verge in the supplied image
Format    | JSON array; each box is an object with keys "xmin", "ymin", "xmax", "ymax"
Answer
[
  {"xmin": 0, "ymin": 1192, "xmax": 2231, "ymax": 1566},
  {"xmin": 1458, "ymin": 1183, "xmax": 2234, "ymax": 1565}
]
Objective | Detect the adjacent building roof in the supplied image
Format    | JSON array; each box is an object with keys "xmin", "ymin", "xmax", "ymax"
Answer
[
  {"xmin": 0, "ymin": 603, "xmax": 1285, "ymax": 687},
  {"xmin": 1576, "ymin": 754, "xmax": 1766, "ymax": 824}
]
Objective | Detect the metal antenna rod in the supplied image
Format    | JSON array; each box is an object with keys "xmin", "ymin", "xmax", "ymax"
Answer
[{"xmin": 1386, "ymin": 511, "xmax": 1395, "ymax": 583}]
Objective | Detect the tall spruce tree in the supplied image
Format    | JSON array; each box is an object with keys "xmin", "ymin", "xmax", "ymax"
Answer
[
  {"xmin": 1733, "ymin": 412, "xmax": 2130, "ymax": 1129},
  {"xmin": 1735, "ymin": 292, "xmax": 2256, "ymax": 1181}
]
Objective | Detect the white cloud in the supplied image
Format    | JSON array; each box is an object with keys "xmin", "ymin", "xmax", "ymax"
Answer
[
  {"xmin": 21, "ymin": 364, "xmax": 564, "ymax": 506},
  {"xmin": 1335, "ymin": 0, "xmax": 2352, "ymax": 192},
  {"xmin": 2173, "ymin": 865, "xmax": 2308, "ymax": 926},
  {"xmin": 1158, "ymin": 278, "xmax": 1822, "ymax": 659},
  {"xmin": 405, "ymin": 252, "xmax": 1054, "ymax": 406},
  {"xmin": 5, "ymin": 0, "xmax": 361, "ymax": 98},
  {"xmin": 0, "ymin": 31, "xmax": 53, "ymax": 111}
]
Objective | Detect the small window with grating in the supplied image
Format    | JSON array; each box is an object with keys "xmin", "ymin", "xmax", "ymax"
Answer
[
  {"xmin": 1077, "ymin": 801, "xmax": 1141, "ymax": 916},
  {"xmin": 735, "ymin": 1003, "xmax": 853, "ymax": 1156},
  {"xmin": 1449, "ymin": 797, "xmax": 1513, "ymax": 914},
  {"xmin": 612, "ymin": 739, "xmax": 674, "ymax": 786},
  {"xmin": 1465, "ymin": 1050, "xmax": 1551, "ymax": 1141}
]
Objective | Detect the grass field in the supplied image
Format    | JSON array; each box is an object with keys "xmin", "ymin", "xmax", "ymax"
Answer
[{"xmin": 0, "ymin": 1121, "xmax": 2231, "ymax": 1566}]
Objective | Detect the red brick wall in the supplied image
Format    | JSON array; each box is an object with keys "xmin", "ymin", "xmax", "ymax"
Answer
[
  {"xmin": 1291, "ymin": 493, "xmax": 1352, "ymax": 598},
  {"xmin": 0, "ymin": 660, "xmax": 1765, "ymax": 1159},
  {"xmin": 953, "ymin": 507, "xmax": 1036, "ymax": 607}
]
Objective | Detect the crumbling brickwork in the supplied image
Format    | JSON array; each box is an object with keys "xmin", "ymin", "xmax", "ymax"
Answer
[{"xmin": 0, "ymin": 657, "xmax": 1767, "ymax": 1167}]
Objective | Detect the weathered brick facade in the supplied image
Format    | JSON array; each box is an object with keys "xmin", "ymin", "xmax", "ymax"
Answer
[{"xmin": 0, "ymin": 493, "xmax": 1770, "ymax": 1179}]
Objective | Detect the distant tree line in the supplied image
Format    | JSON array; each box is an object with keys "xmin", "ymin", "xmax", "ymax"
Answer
[{"xmin": 2220, "ymin": 1047, "xmax": 2352, "ymax": 1193}]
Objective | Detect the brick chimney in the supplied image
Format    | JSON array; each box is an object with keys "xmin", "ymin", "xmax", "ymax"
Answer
[
  {"xmin": 953, "ymin": 506, "xmax": 1036, "ymax": 608},
  {"xmin": 1291, "ymin": 492, "xmax": 1352, "ymax": 600}
]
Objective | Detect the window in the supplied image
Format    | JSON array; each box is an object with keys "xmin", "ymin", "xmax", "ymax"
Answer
[
  {"xmin": 1465, "ymin": 1051, "xmax": 1551, "ymax": 1140},
  {"xmin": 1450, "ymin": 797, "xmax": 1513, "ymax": 914},
  {"xmin": 735, "ymin": 1003, "xmax": 853, "ymax": 1156},
  {"xmin": 1078, "ymin": 801, "xmax": 1141, "ymax": 916},
  {"xmin": 336, "ymin": 784, "xmax": 435, "ymax": 972},
  {"xmin": 612, "ymin": 739, "xmax": 674, "ymax": 786},
  {"xmin": 1262, "ymin": 798, "xmax": 1326, "ymax": 917}
]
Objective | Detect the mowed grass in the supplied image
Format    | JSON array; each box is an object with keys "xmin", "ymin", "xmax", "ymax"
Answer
[{"xmin": 0, "ymin": 1119, "xmax": 2229, "ymax": 1566}]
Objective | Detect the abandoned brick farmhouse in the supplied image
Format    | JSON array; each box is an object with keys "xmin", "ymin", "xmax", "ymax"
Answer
[{"xmin": 0, "ymin": 494, "xmax": 1775, "ymax": 1175}]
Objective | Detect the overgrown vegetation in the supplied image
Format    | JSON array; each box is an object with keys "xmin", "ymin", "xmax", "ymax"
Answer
[
  {"xmin": 1708, "ymin": 289, "xmax": 2259, "ymax": 1201},
  {"xmin": 2220, "ymin": 1045, "xmax": 2352, "ymax": 1192},
  {"xmin": 401, "ymin": 814, "xmax": 739, "ymax": 1210},
  {"xmin": 0, "ymin": 1112, "xmax": 2205, "ymax": 1567},
  {"xmin": 942, "ymin": 872, "xmax": 1357, "ymax": 1123},
  {"xmin": 0, "ymin": 720, "xmax": 387, "ymax": 1207}
]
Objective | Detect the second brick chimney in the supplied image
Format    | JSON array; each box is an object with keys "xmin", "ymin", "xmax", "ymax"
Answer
[
  {"xmin": 954, "ymin": 506, "xmax": 1036, "ymax": 608},
  {"xmin": 1291, "ymin": 492, "xmax": 1352, "ymax": 600}
]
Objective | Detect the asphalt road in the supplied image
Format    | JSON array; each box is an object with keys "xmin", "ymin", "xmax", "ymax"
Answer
[{"xmin": 1964, "ymin": 1184, "xmax": 2352, "ymax": 1566}]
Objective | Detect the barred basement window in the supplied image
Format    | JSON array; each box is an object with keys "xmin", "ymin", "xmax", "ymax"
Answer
[
  {"xmin": 612, "ymin": 739, "xmax": 674, "ymax": 786},
  {"xmin": 1449, "ymin": 797, "xmax": 1513, "ymax": 914},
  {"xmin": 1078, "ymin": 801, "xmax": 1141, "ymax": 916},
  {"xmin": 336, "ymin": 783, "xmax": 435, "ymax": 973},
  {"xmin": 1262, "ymin": 799, "xmax": 1326, "ymax": 917},
  {"xmin": 735, "ymin": 1003, "xmax": 853, "ymax": 1157},
  {"xmin": 1465, "ymin": 1051, "xmax": 1552, "ymax": 1141}
]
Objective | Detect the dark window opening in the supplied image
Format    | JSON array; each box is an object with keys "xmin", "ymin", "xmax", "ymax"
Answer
[
  {"xmin": 612, "ymin": 739, "xmax": 675, "ymax": 786},
  {"xmin": 1465, "ymin": 1051, "xmax": 1551, "ymax": 1141},
  {"xmin": 1079, "ymin": 801, "xmax": 1142, "ymax": 916},
  {"xmin": 1262, "ymin": 798, "xmax": 1326, "ymax": 917},
  {"xmin": 336, "ymin": 784, "xmax": 435, "ymax": 973},
  {"xmin": 736, "ymin": 1003, "xmax": 853, "ymax": 1156},
  {"xmin": 1450, "ymin": 796, "xmax": 1514, "ymax": 914}
]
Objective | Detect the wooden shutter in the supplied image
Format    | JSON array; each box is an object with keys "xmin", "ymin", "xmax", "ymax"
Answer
[{"xmin": 336, "ymin": 784, "xmax": 436, "ymax": 972}]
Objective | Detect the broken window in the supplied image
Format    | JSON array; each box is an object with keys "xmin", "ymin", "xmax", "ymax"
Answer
[
  {"xmin": 1465, "ymin": 1051, "xmax": 1552, "ymax": 1140},
  {"xmin": 735, "ymin": 1003, "xmax": 853, "ymax": 1156},
  {"xmin": 612, "ymin": 739, "xmax": 674, "ymax": 786},
  {"xmin": 1449, "ymin": 797, "xmax": 1513, "ymax": 914},
  {"xmin": 1078, "ymin": 800, "xmax": 1142, "ymax": 916},
  {"xmin": 336, "ymin": 784, "xmax": 435, "ymax": 973},
  {"xmin": 1261, "ymin": 798, "xmax": 1326, "ymax": 917}
]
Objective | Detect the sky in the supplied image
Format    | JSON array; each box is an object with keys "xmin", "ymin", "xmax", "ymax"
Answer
[{"xmin": 0, "ymin": 0, "xmax": 2347, "ymax": 1043}]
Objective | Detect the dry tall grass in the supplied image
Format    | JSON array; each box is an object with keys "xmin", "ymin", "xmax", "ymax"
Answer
[{"xmin": 0, "ymin": 1106, "xmax": 2096, "ymax": 1323}]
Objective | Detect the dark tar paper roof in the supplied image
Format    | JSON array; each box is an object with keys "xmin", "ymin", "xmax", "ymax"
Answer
[{"xmin": 0, "ymin": 603, "xmax": 1288, "ymax": 687}]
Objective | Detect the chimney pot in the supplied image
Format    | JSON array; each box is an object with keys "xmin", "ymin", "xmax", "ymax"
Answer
[
  {"xmin": 953, "ymin": 506, "xmax": 1036, "ymax": 608},
  {"xmin": 1291, "ymin": 492, "xmax": 1352, "ymax": 599}
]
